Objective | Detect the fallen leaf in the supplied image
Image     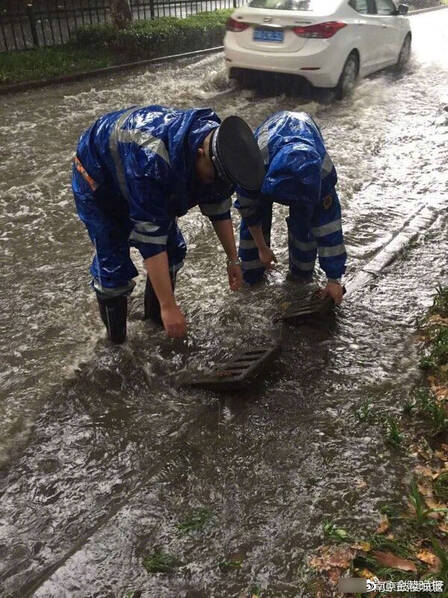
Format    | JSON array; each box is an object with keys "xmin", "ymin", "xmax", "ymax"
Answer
[
  {"xmin": 309, "ymin": 545, "xmax": 355, "ymax": 572},
  {"xmin": 376, "ymin": 514, "xmax": 389, "ymax": 534},
  {"xmin": 436, "ymin": 445, "xmax": 448, "ymax": 462},
  {"xmin": 426, "ymin": 315, "xmax": 448, "ymax": 327},
  {"xmin": 328, "ymin": 567, "xmax": 343, "ymax": 586},
  {"xmin": 432, "ymin": 385, "xmax": 448, "ymax": 401},
  {"xmin": 438, "ymin": 522, "xmax": 448, "ymax": 534},
  {"xmin": 356, "ymin": 478, "xmax": 368, "ymax": 489},
  {"xmin": 358, "ymin": 568, "xmax": 375, "ymax": 579},
  {"xmin": 425, "ymin": 497, "xmax": 446, "ymax": 512},
  {"xmin": 373, "ymin": 551, "xmax": 417, "ymax": 572},
  {"xmin": 416, "ymin": 549, "xmax": 441, "ymax": 572},
  {"xmin": 386, "ymin": 533, "xmax": 395, "ymax": 540},
  {"xmin": 414, "ymin": 465, "xmax": 435, "ymax": 479},
  {"xmin": 418, "ymin": 479, "xmax": 433, "ymax": 498}
]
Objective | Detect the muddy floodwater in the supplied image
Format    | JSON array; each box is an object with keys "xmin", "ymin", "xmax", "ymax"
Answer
[{"xmin": 0, "ymin": 11, "xmax": 447, "ymax": 597}]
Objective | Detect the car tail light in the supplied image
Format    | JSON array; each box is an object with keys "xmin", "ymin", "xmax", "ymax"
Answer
[
  {"xmin": 226, "ymin": 17, "xmax": 250, "ymax": 32},
  {"xmin": 293, "ymin": 21, "xmax": 346, "ymax": 38}
]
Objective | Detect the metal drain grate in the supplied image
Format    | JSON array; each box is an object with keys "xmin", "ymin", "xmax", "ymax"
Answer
[
  {"xmin": 184, "ymin": 344, "xmax": 281, "ymax": 391},
  {"xmin": 275, "ymin": 287, "xmax": 345, "ymax": 322}
]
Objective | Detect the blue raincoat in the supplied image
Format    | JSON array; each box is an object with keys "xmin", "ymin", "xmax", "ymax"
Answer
[
  {"xmin": 235, "ymin": 111, "xmax": 347, "ymax": 284},
  {"xmin": 72, "ymin": 105, "xmax": 232, "ymax": 293}
]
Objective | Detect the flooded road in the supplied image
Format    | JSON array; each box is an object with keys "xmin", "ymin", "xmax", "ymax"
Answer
[{"xmin": 1, "ymin": 10, "xmax": 447, "ymax": 597}]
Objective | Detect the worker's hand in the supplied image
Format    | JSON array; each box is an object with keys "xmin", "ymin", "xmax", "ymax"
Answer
[
  {"xmin": 320, "ymin": 281, "xmax": 344, "ymax": 305},
  {"xmin": 161, "ymin": 304, "xmax": 187, "ymax": 338},
  {"xmin": 259, "ymin": 246, "xmax": 277, "ymax": 270},
  {"xmin": 227, "ymin": 263, "xmax": 243, "ymax": 291}
]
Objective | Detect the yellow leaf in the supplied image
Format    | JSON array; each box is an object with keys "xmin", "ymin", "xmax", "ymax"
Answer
[
  {"xmin": 358, "ymin": 568, "xmax": 375, "ymax": 579},
  {"xmin": 376, "ymin": 514, "xmax": 389, "ymax": 534},
  {"xmin": 416, "ymin": 549, "xmax": 441, "ymax": 572}
]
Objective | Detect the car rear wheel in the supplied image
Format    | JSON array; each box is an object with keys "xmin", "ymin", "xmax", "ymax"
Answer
[
  {"xmin": 335, "ymin": 53, "xmax": 359, "ymax": 99},
  {"xmin": 395, "ymin": 35, "xmax": 411, "ymax": 71}
]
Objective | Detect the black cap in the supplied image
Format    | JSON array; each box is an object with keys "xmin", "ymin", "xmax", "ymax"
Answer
[{"xmin": 209, "ymin": 116, "xmax": 265, "ymax": 192}]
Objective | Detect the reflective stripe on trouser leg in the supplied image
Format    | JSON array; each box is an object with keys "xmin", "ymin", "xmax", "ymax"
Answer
[
  {"xmin": 312, "ymin": 190, "xmax": 347, "ymax": 279},
  {"xmin": 287, "ymin": 209, "xmax": 316, "ymax": 281},
  {"xmin": 238, "ymin": 200, "xmax": 273, "ymax": 285}
]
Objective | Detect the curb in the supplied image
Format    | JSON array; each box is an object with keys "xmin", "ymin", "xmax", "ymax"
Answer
[{"xmin": 0, "ymin": 45, "xmax": 224, "ymax": 96}]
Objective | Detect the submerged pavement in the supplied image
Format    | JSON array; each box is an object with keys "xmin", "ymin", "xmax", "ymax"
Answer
[{"xmin": 0, "ymin": 10, "xmax": 447, "ymax": 597}]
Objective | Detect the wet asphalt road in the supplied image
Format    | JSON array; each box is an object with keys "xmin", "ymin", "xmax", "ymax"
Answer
[{"xmin": 0, "ymin": 10, "xmax": 447, "ymax": 597}]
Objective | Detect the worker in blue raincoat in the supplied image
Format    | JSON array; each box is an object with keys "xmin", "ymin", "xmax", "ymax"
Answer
[
  {"xmin": 236, "ymin": 111, "xmax": 346, "ymax": 304},
  {"xmin": 72, "ymin": 105, "xmax": 265, "ymax": 343}
]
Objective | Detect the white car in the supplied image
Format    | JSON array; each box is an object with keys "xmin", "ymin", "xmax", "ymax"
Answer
[{"xmin": 224, "ymin": 0, "xmax": 411, "ymax": 97}]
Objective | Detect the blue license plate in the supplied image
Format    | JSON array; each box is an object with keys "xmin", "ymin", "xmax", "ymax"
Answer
[{"xmin": 253, "ymin": 27, "xmax": 284, "ymax": 42}]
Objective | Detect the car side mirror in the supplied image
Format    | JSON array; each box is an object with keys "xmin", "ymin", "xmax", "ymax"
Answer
[{"xmin": 397, "ymin": 3, "xmax": 409, "ymax": 15}]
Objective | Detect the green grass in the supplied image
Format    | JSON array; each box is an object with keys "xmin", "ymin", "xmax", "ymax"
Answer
[
  {"xmin": 433, "ymin": 472, "xmax": 448, "ymax": 502},
  {"xmin": 414, "ymin": 387, "xmax": 448, "ymax": 435},
  {"xmin": 323, "ymin": 521, "xmax": 351, "ymax": 542},
  {"xmin": 428, "ymin": 285, "xmax": 448, "ymax": 319},
  {"xmin": 218, "ymin": 558, "xmax": 244, "ymax": 571},
  {"xmin": 142, "ymin": 548, "xmax": 180, "ymax": 574},
  {"xmin": 385, "ymin": 416, "xmax": 404, "ymax": 448},
  {"xmin": 176, "ymin": 507, "xmax": 213, "ymax": 533},
  {"xmin": 0, "ymin": 10, "xmax": 231, "ymax": 86},
  {"xmin": 0, "ymin": 44, "xmax": 113, "ymax": 85}
]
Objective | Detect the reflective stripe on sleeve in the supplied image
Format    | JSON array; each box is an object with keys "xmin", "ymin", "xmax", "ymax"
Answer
[
  {"xmin": 256, "ymin": 122, "xmax": 271, "ymax": 165},
  {"xmin": 133, "ymin": 220, "xmax": 163, "ymax": 234},
  {"xmin": 129, "ymin": 231, "xmax": 168, "ymax": 245},
  {"xmin": 118, "ymin": 129, "xmax": 170, "ymax": 166},
  {"xmin": 237, "ymin": 193, "xmax": 256, "ymax": 207},
  {"xmin": 321, "ymin": 152, "xmax": 334, "ymax": 178},
  {"xmin": 200, "ymin": 198, "xmax": 231, "ymax": 217},
  {"xmin": 109, "ymin": 107, "xmax": 136, "ymax": 200},
  {"xmin": 318, "ymin": 243, "xmax": 346, "ymax": 257},
  {"xmin": 312, "ymin": 218, "xmax": 342, "ymax": 237}
]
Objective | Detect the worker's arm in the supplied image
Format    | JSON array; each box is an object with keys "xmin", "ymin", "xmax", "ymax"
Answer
[
  {"xmin": 211, "ymin": 218, "xmax": 243, "ymax": 291},
  {"xmin": 144, "ymin": 252, "xmax": 186, "ymax": 338}
]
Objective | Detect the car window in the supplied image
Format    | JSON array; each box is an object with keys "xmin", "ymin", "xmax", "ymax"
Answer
[
  {"xmin": 374, "ymin": 0, "xmax": 397, "ymax": 14},
  {"xmin": 348, "ymin": 0, "xmax": 369, "ymax": 13},
  {"xmin": 248, "ymin": 0, "xmax": 338, "ymax": 11}
]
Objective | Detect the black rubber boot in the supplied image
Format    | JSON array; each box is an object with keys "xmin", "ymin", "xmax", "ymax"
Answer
[
  {"xmin": 96, "ymin": 293, "xmax": 127, "ymax": 344},
  {"xmin": 144, "ymin": 274, "xmax": 176, "ymax": 325}
]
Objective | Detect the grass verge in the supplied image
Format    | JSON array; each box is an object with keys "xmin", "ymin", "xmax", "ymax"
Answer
[
  {"xmin": 0, "ymin": 10, "xmax": 231, "ymax": 86},
  {"xmin": 308, "ymin": 286, "xmax": 448, "ymax": 596}
]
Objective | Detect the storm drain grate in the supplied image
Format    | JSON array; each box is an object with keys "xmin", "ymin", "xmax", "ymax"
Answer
[
  {"xmin": 275, "ymin": 287, "xmax": 346, "ymax": 322},
  {"xmin": 184, "ymin": 344, "xmax": 281, "ymax": 391}
]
